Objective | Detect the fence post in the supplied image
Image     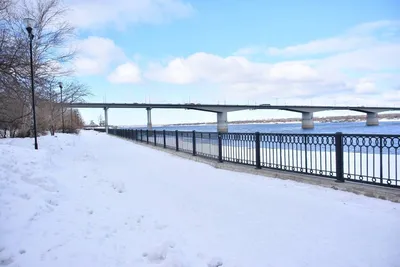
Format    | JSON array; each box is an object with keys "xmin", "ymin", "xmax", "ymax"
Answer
[
  {"xmin": 163, "ymin": 130, "xmax": 166, "ymax": 148},
  {"xmin": 192, "ymin": 130, "xmax": 197, "ymax": 156},
  {"xmin": 135, "ymin": 129, "xmax": 138, "ymax": 141},
  {"xmin": 255, "ymin": 132, "xmax": 261, "ymax": 169},
  {"xmin": 335, "ymin": 132, "xmax": 345, "ymax": 182},
  {"xmin": 279, "ymin": 134, "xmax": 283, "ymax": 169},
  {"xmin": 304, "ymin": 135, "xmax": 308, "ymax": 173},
  {"xmin": 146, "ymin": 130, "xmax": 149, "ymax": 144},
  {"xmin": 154, "ymin": 130, "xmax": 157, "ymax": 146},
  {"xmin": 175, "ymin": 130, "xmax": 179, "ymax": 151},
  {"xmin": 379, "ymin": 136, "xmax": 383, "ymax": 184},
  {"xmin": 218, "ymin": 133, "xmax": 223, "ymax": 163}
]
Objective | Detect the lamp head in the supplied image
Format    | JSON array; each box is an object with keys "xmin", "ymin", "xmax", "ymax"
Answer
[{"xmin": 23, "ymin": 18, "xmax": 35, "ymax": 34}]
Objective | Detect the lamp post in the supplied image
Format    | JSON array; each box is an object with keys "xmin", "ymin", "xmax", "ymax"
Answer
[
  {"xmin": 70, "ymin": 95, "xmax": 74, "ymax": 130},
  {"xmin": 23, "ymin": 18, "xmax": 38, "ymax": 150},
  {"xmin": 58, "ymin": 82, "xmax": 65, "ymax": 133}
]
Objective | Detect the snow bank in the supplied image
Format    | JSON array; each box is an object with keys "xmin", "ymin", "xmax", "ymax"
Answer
[{"xmin": 1, "ymin": 131, "xmax": 399, "ymax": 267}]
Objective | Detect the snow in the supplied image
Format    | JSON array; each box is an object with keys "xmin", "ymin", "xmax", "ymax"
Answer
[{"xmin": 1, "ymin": 131, "xmax": 400, "ymax": 267}]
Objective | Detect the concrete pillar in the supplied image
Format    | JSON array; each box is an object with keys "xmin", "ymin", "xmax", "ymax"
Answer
[
  {"xmin": 104, "ymin": 107, "xmax": 109, "ymax": 134},
  {"xmin": 301, "ymin": 112, "xmax": 314, "ymax": 129},
  {"xmin": 217, "ymin": 111, "xmax": 228, "ymax": 133},
  {"xmin": 366, "ymin": 112, "xmax": 379, "ymax": 126},
  {"xmin": 146, "ymin": 108, "xmax": 152, "ymax": 130}
]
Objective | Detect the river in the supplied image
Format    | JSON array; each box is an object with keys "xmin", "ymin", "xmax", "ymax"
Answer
[{"xmin": 141, "ymin": 121, "xmax": 400, "ymax": 134}]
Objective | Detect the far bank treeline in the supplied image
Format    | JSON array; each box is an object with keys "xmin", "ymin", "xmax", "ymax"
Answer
[
  {"xmin": 0, "ymin": 0, "xmax": 90, "ymax": 138},
  {"xmin": 164, "ymin": 113, "xmax": 400, "ymax": 126}
]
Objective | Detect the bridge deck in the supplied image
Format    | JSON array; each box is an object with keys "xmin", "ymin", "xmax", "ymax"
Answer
[{"xmin": 65, "ymin": 103, "xmax": 400, "ymax": 112}]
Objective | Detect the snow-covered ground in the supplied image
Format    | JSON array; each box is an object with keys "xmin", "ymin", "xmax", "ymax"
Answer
[{"xmin": 1, "ymin": 131, "xmax": 400, "ymax": 267}]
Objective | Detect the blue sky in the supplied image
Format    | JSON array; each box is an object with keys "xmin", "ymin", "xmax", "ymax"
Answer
[{"xmin": 65, "ymin": 0, "xmax": 400, "ymax": 126}]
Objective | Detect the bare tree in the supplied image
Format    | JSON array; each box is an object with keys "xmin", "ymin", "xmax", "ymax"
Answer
[
  {"xmin": 98, "ymin": 114, "xmax": 104, "ymax": 126},
  {"xmin": 0, "ymin": 0, "xmax": 90, "ymax": 138}
]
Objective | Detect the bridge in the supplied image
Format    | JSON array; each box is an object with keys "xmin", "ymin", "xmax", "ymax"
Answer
[{"xmin": 65, "ymin": 103, "xmax": 400, "ymax": 133}]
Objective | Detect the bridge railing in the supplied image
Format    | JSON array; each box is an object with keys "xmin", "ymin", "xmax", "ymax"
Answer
[{"xmin": 97, "ymin": 128, "xmax": 399, "ymax": 188}]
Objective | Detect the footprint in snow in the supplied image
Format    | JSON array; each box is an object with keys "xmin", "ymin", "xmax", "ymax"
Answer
[
  {"xmin": 208, "ymin": 257, "xmax": 223, "ymax": 267},
  {"xmin": 46, "ymin": 199, "xmax": 58, "ymax": 207},
  {"xmin": 112, "ymin": 182, "xmax": 125, "ymax": 193},
  {"xmin": 0, "ymin": 256, "xmax": 14, "ymax": 266},
  {"xmin": 142, "ymin": 242, "xmax": 175, "ymax": 264},
  {"xmin": 137, "ymin": 215, "xmax": 144, "ymax": 224},
  {"xmin": 154, "ymin": 221, "xmax": 168, "ymax": 230},
  {"xmin": 20, "ymin": 193, "xmax": 30, "ymax": 200}
]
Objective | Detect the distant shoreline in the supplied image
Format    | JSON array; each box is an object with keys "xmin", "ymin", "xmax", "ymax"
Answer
[{"xmin": 160, "ymin": 114, "xmax": 400, "ymax": 127}]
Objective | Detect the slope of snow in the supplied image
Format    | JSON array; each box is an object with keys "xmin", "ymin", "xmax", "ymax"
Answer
[{"xmin": 0, "ymin": 131, "xmax": 399, "ymax": 267}]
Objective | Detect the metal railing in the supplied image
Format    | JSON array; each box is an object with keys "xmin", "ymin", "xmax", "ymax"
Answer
[{"xmin": 99, "ymin": 128, "xmax": 399, "ymax": 188}]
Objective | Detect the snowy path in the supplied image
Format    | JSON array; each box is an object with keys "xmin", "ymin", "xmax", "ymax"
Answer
[{"xmin": 0, "ymin": 131, "xmax": 399, "ymax": 267}]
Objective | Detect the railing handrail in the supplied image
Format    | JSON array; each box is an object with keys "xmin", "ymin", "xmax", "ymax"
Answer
[{"xmin": 122, "ymin": 128, "xmax": 399, "ymax": 138}]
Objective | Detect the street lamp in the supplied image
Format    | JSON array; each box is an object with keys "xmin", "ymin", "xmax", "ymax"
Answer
[
  {"xmin": 23, "ymin": 18, "xmax": 38, "ymax": 150},
  {"xmin": 58, "ymin": 82, "xmax": 65, "ymax": 133}
]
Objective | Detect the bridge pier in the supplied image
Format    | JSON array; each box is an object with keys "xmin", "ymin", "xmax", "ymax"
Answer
[
  {"xmin": 104, "ymin": 107, "xmax": 109, "ymax": 134},
  {"xmin": 146, "ymin": 107, "xmax": 152, "ymax": 130},
  {"xmin": 302, "ymin": 112, "xmax": 314, "ymax": 129},
  {"xmin": 217, "ymin": 111, "xmax": 228, "ymax": 133},
  {"xmin": 366, "ymin": 112, "xmax": 379, "ymax": 126}
]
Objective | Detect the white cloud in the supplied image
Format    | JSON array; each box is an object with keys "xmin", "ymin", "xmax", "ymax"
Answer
[
  {"xmin": 319, "ymin": 43, "xmax": 400, "ymax": 71},
  {"xmin": 142, "ymin": 20, "xmax": 400, "ymax": 105},
  {"xmin": 355, "ymin": 79, "xmax": 376, "ymax": 94},
  {"xmin": 144, "ymin": 53, "xmax": 346, "ymax": 98},
  {"xmin": 234, "ymin": 46, "xmax": 266, "ymax": 56},
  {"xmin": 383, "ymin": 89, "xmax": 400, "ymax": 101},
  {"xmin": 348, "ymin": 20, "xmax": 400, "ymax": 35},
  {"xmin": 73, "ymin": 36, "xmax": 126, "ymax": 75},
  {"xmin": 237, "ymin": 20, "xmax": 400, "ymax": 57},
  {"xmin": 108, "ymin": 62, "xmax": 142, "ymax": 84},
  {"xmin": 145, "ymin": 53, "xmax": 269, "ymax": 84},
  {"xmin": 66, "ymin": 0, "xmax": 193, "ymax": 30},
  {"xmin": 267, "ymin": 36, "xmax": 374, "ymax": 57},
  {"xmin": 269, "ymin": 62, "xmax": 319, "ymax": 82}
]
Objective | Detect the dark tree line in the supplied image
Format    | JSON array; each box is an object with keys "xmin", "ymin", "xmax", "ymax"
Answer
[{"xmin": 0, "ymin": 0, "xmax": 90, "ymax": 137}]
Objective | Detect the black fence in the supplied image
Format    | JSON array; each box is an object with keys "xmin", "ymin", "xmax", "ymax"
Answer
[{"xmin": 98, "ymin": 128, "xmax": 399, "ymax": 188}]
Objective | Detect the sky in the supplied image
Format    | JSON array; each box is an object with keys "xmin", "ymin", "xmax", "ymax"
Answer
[{"xmin": 64, "ymin": 0, "xmax": 400, "ymax": 126}]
